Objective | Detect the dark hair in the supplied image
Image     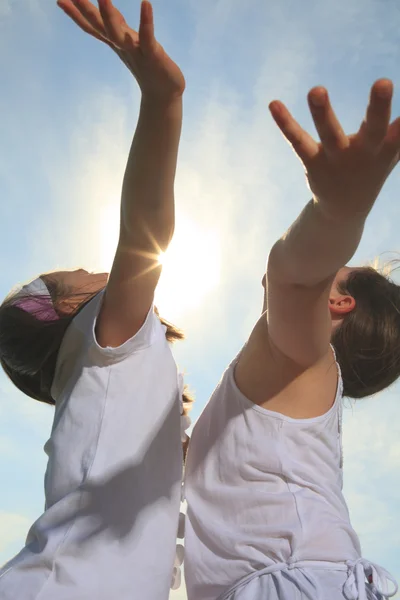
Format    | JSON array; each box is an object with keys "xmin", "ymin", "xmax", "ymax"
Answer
[
  {"xmin": 0, "ymin": 279, "xmax": 193, "ymax": 422},
  {"xmin": 331, "ymin": 266, "xmax": 400, "ymax": 399}
]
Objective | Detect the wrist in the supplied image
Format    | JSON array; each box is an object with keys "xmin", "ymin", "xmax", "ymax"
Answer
[
  {"xmin": 139, "ymin": 94, "xmax": 183, "ymax": 126},
  {"xmin": 140, "ymin": 92, "xmax": 183, "ymax": 111},
  {"xmin": 312, "ymin": 196, "xmax": 368, "ymax": 227}
]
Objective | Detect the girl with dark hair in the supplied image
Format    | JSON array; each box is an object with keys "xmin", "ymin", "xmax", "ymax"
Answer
[
  {"xmin": 0, "ymin": 1, "xmax": 191, "ymax": 598},
  {"xmin": 184, "ymin": 80, "xmax": 399, "ymax": 599}
]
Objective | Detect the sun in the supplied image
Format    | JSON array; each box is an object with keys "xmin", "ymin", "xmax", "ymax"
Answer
[
  {"xmin": 155, "ymin": 213, "xmax": 221, "ymax": 320},
  {"xmin": 96, "ymin": 203, "xmax": 221, "ymax": 320}
]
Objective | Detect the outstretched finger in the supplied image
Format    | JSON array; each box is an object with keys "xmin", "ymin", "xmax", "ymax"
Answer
[
  {"xmin": 98, "ymin": 0, "xmax": 138, "ymax": 48},
  {"xmin": 269, "ymin": 101, "xmax": 319, "ymax": 164},
  {"xmin": 358, "ymin": 79, "xmax": 393, "ymax": 149},
  {"xmin": 308, "ymin": 87, "xmax": 348, "ymax": 156},
  {"xmin": 57, "ymin": 0, "xmax": 109, "ymax": 44},
  {"xmin": 139, "ymin": 1, "xmax": 156, "ymax": 54}
]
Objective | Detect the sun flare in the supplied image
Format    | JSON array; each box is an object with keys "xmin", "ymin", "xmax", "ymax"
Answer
[
  {"xmin": 97, "ymin": 204, "xmax": 221, "ymax": 320},
  {"xmin": 155, "ymin": 214, "xmax": 221, "ymax": 320}
]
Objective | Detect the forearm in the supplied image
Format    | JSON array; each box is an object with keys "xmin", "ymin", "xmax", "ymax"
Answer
[
  {"xmin": 120, "ymin": 95, "xmax": 183, "ymax": 252},
  {"xmin": 268, "ymin": 198, "xmax": 366, "ymax": 286}
]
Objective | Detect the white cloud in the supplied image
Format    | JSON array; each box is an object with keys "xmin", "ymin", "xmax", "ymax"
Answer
[{"xmin": 27, "ymin": 82, "xmax": 135, "ymax": 275}]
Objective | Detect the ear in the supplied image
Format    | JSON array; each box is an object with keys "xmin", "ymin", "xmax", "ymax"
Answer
[{"xmin": 329, "ymin": 294, "xmax": 356, "ymax": 317}]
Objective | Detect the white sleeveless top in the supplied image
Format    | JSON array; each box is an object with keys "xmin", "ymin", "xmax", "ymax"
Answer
[
  {"xmin": 0, "ymin": 292, "xmax": 185, "ymax": 600},
  {"xmin": 184, "ymin": 350, "xmax": 362, "ymax": 600}
]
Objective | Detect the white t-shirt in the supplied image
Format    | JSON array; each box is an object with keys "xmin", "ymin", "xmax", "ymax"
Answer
[
  {"xmin": 0, "ymin": 291, "xmax": 184, "ymax": 600},
  {"xmin": 184, "ymin": 351, "xmax": 362, "ymax": 600}
]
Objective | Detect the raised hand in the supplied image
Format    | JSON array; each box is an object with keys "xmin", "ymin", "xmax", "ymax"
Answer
[
  {"xmin": 57, "ymin": 0, "xmax": 185, "ymax": 100},
  {"xmin": 269, "ymin": 79, "xmax": 400, "ymax": 221}
]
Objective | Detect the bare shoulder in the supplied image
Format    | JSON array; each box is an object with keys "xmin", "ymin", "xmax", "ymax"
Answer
[{"xmin": 235, "ymin": 316, "xmax": 339, "ymax": 419}]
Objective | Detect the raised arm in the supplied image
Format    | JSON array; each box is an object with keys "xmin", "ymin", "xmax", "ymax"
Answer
[
  {"xmin": 266, "ymin": 80, "xmax": 399, "ymax": 365},
  {"xmin": 58, "ymin": 0, "xmax": 185, "ymax": 347},
  {"xmin": 236, "ymin": 80, "xmax": 400, "ymax": 414}
]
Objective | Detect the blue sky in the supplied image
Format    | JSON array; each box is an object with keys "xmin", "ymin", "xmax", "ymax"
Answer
[{"xmin": 0, "ymin": 0, "xmax": 399, "ymax": 598}]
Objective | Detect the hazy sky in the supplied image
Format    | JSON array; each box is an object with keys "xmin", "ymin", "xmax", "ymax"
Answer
[{"xmin": 0, "ymin": 0, "xmax": 399, "ymax": 598}]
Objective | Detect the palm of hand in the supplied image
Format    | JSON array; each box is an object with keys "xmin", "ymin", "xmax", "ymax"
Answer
[
  {"xmin": 58, "ymin": 0, "xmax": 185, "ymax": 99},
  {"xmin": 270, "ymin": 80, "xmax": 400, "ymax": 220},
  {"xmin": 305, "ymin": 131, "xmax": 399, "ymax": 219}
]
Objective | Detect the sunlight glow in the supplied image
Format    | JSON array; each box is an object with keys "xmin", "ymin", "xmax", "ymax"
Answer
[
  {"xmin": 98, "ymin": 201, "xmax": 120, "ymax": 272},
  {"xmin": 155, "ymin": 213, "xmax": 221, "ymax": 320},
  {"xmin": 97, "ymin": 204, "xmax": 221, "ymax": 320}
]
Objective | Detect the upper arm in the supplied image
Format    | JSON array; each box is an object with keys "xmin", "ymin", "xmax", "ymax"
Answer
[
  {"xmin": 266, "ymin": 268, "xmax": 334, "ymax": 368},
  {"xmin": 235, "ymin": 268, "xmax": 337, "ymax": 416},
  {"xmin": 258, "ymin": 244, "xmax": 334, "ymax": 367},
  {"xmin": 235, "ymin": 252, "xmax": 337, "ymax": 417},
  {"xmin": 95, "ymin": 229, "xmax": 162, "ymax": 348}
]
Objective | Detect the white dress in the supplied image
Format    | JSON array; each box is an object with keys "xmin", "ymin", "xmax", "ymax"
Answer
[
  {"xmin": 184, "ymin": 351, "xmax": 398, "ymax": 600},
  {"xmin": 0, "ymin": 292, "xmax": 185, "ymax": 600}
]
